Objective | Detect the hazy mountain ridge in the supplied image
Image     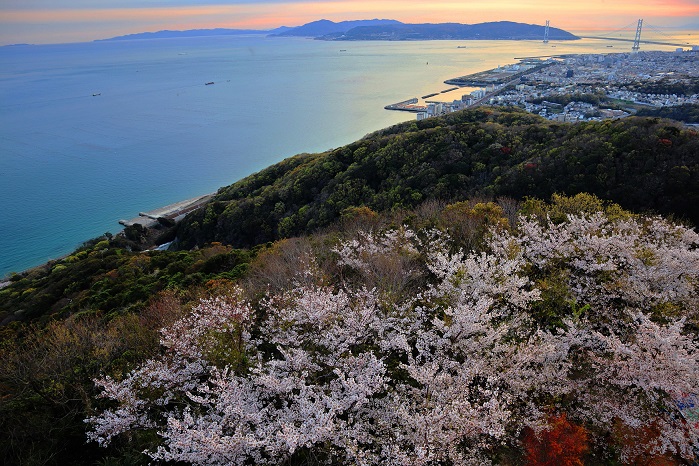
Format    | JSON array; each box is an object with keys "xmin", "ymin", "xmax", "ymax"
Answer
[{"xmin": 97, "ymin": 26, "xmax": 292, "ymax": 41}]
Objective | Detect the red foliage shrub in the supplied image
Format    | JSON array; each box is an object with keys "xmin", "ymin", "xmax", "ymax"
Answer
[{"xmin": 523, "ymin": 413, "xmax": 589, "ymax": 466}]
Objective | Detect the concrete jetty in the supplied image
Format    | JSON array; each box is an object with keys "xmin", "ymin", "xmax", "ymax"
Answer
[
  {"xmin": 385, "ymin": 98, "xmax": 428, "ymax": 113},
  {"xmin": 119, "ymin": 194, "xmax": 214, "ymax": 228}
]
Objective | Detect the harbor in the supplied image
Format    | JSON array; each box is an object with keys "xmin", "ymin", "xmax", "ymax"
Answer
[
  {"xmin": 386, "ymin": 50, "xmax": 699, "ymax": 124},
  {"xmin": 384, "ymin": 59, "xmax": 554, "ymax": 120}
]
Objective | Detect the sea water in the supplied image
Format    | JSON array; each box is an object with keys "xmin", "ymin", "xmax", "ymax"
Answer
[{"xmin": 0, "ymin": 34, "xmax": 681, "ymax": 276}]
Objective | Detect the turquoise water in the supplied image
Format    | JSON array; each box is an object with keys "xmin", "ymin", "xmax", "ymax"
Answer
[{"xmin": 0, "ymin": 34, "xmax": 679, "ymax": 276}]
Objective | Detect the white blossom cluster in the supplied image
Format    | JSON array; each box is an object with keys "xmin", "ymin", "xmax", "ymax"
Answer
[
  {"xmin": 87, "ymin": 213, "xmax": 699, "ymax": 464},
  {"xmin": 514, "ymin": 213, "xmax": 699, "ymax": 313}
]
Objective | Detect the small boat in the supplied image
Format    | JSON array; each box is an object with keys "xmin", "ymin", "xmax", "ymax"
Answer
[
  {"xmin": 92, "ymin": 93, "xmax": 101, "ymax": 96},
  {"xmin": 205, "ymin": 82, "xmax": 214, "ymax": 85},
  {"xmin": 340, "ymin": 49, "xmax": 347, "ymax": 52}
]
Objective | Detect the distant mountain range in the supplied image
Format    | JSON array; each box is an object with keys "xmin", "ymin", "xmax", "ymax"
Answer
[
  {"xmin": 97, "ymin": 26, "xmax": 292, "ymax": 41},
  {"xmin": 99, "ymin": 19, "xmax": 578, "ymax": 42}
]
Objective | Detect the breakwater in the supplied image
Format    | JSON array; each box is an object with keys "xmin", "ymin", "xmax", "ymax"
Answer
[
  {"xmin": 445, "ymin": 61, "xmax": 552, "ymax": 86},
  {"xmin": 384, "ymin": 98, "xmax": 428, "ymax": 113},
  {"xmin": 119, "ymin": 194, "xmax": 214, "ymax": 228}
]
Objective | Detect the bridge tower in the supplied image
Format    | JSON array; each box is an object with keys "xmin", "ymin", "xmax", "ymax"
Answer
[
  {"xmin": 632, "ymin": 19, "xmax": 643, "ymax": 51},
  {"xmin": 544, "ymin": 20, "xmax": 550, "ymax": 43}
]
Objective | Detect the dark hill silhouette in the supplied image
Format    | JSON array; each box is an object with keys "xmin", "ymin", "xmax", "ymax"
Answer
[
  {"xmin": 272, "ymin": 19, "xmax": 402, "ymax": 37},
  {"xmin": 323, "ymin": 21, "xmax": 578, "ymax": 41}
]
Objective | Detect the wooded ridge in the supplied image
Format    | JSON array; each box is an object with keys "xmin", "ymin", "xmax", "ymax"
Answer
[{"xmin": 176, "ymin": 108, "xmax": 699, "ymax": 251}]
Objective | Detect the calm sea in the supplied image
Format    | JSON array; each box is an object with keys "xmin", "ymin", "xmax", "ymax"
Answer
[{"xmin": 0, "ymin": 34, "xmax": 683, "ymax": 276}]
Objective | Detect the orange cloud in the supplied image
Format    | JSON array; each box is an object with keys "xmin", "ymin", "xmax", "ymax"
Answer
[
  {"xmin": 2, "ymin": 0, "xmax": 697, "ymax": 44},
  {"xmin": 247, "ymin": 0, "xmax": 699, "ymax": 30}
]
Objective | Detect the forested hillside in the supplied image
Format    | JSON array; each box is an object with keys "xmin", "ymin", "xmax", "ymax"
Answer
[
  {"xmin": 176, "ymin": 108, "xmax": 699, "ymax": 250},
  {"xmin": 636, "ymin": 103, "xmax": 699, "ymax": 124},
  {"xmin": 1, "ymin": 107, "xmax": 698, "ymax": 465}
]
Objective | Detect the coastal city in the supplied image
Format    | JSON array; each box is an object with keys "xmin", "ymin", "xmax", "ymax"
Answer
[{"xmin": 387, "ymin": 49, "xmax": 699, "ymax": 123}]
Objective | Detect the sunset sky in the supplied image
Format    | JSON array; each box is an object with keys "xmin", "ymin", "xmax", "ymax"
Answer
[{"xmin": 1, "ymin": 0, "xmax": 698, "ymax": 45}]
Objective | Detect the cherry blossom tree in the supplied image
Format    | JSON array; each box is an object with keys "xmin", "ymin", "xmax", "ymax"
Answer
[{"xmin": 87, "ymin": 212, "xmax": 699, "ymax": 464}]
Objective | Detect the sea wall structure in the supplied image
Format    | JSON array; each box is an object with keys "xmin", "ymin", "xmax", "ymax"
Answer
[{"xmin": 445, "ymin": 60, "xmax": 550, "ymax": 87}]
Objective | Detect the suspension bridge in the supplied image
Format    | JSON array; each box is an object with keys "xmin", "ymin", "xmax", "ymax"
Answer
[{"xmin": 544, "ymin": 19, "xmax": 696, "ymax": 50}]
